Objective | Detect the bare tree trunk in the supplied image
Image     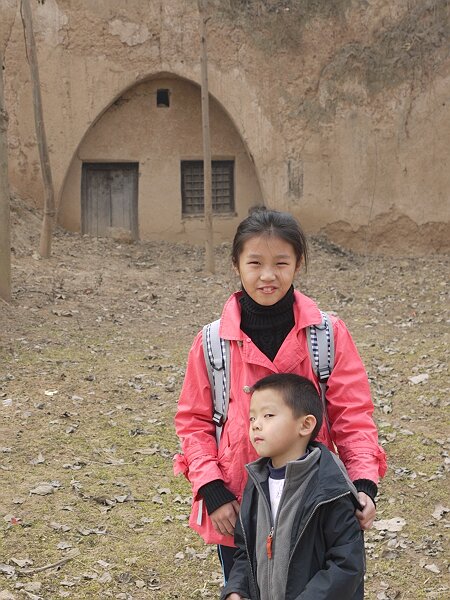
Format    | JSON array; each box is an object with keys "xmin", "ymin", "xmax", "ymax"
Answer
[
  {"xmin": 0, "ymin": 0, "xmax": 17, "ymax": 302},
  {"xmin": 198, "ymin": 0, "xmax": 215, "ymax": 274},
  {"xmin": 21, "ymin": 0, "xmax": 55, "ymax": 258},
  {"xmin": 0, "ymin": 49, "xmax": 11, "ymax": 301}
]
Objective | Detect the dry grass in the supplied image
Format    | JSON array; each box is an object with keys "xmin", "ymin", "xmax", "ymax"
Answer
[{"xmin": 0, "ymin": 212, "xmax": 449, "ymax": 598}]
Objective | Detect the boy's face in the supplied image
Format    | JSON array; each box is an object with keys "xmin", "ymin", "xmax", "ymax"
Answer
[{"xmin": 249, "ymin": 387, "xmax": 311, "ymax": 468}]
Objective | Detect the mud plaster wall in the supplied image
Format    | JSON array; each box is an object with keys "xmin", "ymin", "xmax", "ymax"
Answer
[{"xmin": 3, "ymin": 0, "xmax": 450, "ymax": 254}]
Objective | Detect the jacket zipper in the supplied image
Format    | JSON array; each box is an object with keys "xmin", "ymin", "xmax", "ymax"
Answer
[
  {"xmin": 266, "ymin": 526, "xmax": 274, "ymax": 559},
  {"xmin": 289, "ymin": 491, "xmax": 351, "ymax": 564},
  {"xmin": 262, "ymin": 488, "xmax": 276, "ymax": 599}
]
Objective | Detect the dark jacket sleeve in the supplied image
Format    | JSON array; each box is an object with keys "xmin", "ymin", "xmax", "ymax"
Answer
[
  {"xmin": 220, "ymin": 516, "xmax": 252, "ymax": 600},
  {"xmin": 294, "ymin": 496, "xmax": 365, "ymax": 600}
]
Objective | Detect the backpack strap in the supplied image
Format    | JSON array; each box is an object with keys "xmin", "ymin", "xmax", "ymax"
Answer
[
  {"xmin": 306, "ymin": 311, "xmax": 335, "ymax": 440},
  {"xmin": 202, "ymin": 319, "xmax": 231, "ymax": 445}
]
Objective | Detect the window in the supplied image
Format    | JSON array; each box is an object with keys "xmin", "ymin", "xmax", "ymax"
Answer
[
  {"xmin": 156, "ymin": 89, "xmax": 170, "ymax": 107},
  {"xmin": 181, "ymin": 160, "xmax": 234, "ymax": 215}
]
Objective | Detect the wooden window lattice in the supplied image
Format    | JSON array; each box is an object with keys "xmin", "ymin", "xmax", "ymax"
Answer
[{"xmin": 181, "ymin": 160, "xmax": 234, "ymax": 215}]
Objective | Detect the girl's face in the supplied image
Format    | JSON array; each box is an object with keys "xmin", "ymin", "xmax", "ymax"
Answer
[{"xmin": 235, "ymin": 234, "xmax": 301, "ymax": 306}]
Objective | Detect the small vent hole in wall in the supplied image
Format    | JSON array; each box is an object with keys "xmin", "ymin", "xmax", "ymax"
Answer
[{"xmin": 157, "ymin": 89, "xmax": 170, "ymax": 107}]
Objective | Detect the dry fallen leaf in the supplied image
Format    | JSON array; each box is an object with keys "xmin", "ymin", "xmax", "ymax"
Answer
[
  {"xmin": 408, "ymin": 374, "xmax": 429, "ymax": 385},
  {"xmin": 0, "ymin": 564, "xmax": 15, "ymax": 577},
  {"xmin": 59, "ymin": 580, "xmax": 77, "ymax": 587},
  {"xmin": 29, "ymin": 453, "xmax": 45, "ymax": 466},
  {"xmin": 50, "ymin": 522, "xmax": 71, "ymax": 532},
  {"xmin": 431, "ymin": 504, "xmax": 449, "ymax": 520},
  {"xmin": 97, "ymin": 560, "xmax": 111, "ymax": 569},
  {"xmin": 373, "ymin": 517, "xmax": 406, "ymax": 532},
  {"xmin": 23, "ymin": 582, "xmax": 41, "ymax": 593},
  {"xmin": 3, "ymin": 515, "xmax": 21, "ymax": 526},
  {"xmin": 56, "ymin": 541, "xmax": 72, "ymax": 550},
  {"xmin": 98, "ymin": 572, "xmax": 112, "ymax": 584},
  {"xmin": 424, "ymin": 563, "xmax": 440, "ymax": 574},
  {"xmin": 30, "ymin": 483, "xmax": 54, "ymax": 496},
  {"xmin": 77, "ymin": 527, "xmax": 107, "ymax": 536},
  {"xmin": 10, "ymin": 558, "xmax": 33, "ymax": 568},
  {"xmin": 114, "ymin": 494, "xmax": 132, "ymax": 503}
]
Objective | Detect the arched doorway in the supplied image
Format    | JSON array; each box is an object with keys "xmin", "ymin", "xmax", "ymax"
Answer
[{"xmin": 59, "ymin": 75, "xmax": 264, "ymax": 244}]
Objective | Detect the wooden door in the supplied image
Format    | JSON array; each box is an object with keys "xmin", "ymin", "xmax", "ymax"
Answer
[{"xmin": 81, "ymin": 163, "xmax": 138, "ymax": 239}]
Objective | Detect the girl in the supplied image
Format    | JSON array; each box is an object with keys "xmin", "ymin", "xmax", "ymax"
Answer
[{"xmin": 174, "ymin": 208, "xmax": 387, "ymax": 580}]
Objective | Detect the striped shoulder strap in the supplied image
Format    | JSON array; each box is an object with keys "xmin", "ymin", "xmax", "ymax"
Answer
[
  {"xmin": 306, "ymin": 311, "xmax": 335, "ymax": 439},
  {"xmin": 202, "ymin": 319, "xmax": 230, "ymax": 446}
]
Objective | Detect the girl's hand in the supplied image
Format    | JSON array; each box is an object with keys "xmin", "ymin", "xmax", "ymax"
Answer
[
  {"xmin": 356, "ymin": 492, "xmax": 376, "ymax": 530},
  {"xmin": 210, "ymin": 500, "xmax": 240, "ymax": 537}
]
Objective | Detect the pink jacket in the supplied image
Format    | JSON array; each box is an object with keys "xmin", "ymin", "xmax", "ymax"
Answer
[{"xmin": 174, "ymin": 291, "xmax": 387, "ymax": 546}]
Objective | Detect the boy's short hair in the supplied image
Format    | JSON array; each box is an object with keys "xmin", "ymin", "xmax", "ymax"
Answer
[{"xmin": 251, "ymin": 373, "xmax": 323, "ymax": 441}]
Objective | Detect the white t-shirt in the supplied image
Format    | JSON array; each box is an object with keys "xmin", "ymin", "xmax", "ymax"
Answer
[{"xmin": 268, "ymin": 476, "xmax": 285, "ymax": 519}]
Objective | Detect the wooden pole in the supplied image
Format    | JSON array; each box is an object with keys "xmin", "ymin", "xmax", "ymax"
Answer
[
  {"xmin": 0, "ymin": 48, "xmax": 11, "ymax": 301},
  {"xmin": 198, "ymin": 0, "xmax": 215, "ymax": 274},
  {"xmin": 21, "ymin": 0, "xmax": 55, "ymax": 258}
]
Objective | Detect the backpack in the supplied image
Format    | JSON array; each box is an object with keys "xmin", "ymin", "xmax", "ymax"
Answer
[{"xmin": 202, "ymin": 311, "xmax": 335, "ymax": 446}]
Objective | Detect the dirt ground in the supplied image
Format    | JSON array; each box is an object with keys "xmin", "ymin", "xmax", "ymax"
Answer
[{"xmin": 0, "ymin": 199, "xmax": 449, "ymax": 599}]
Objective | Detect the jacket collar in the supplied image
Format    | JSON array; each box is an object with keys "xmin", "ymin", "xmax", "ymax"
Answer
[
  {"xmin": 219, "ymin": 290, "xmax": 323, "ymax": 340},
  {"xmin": 246, "ymin": 447, "xmax": 321, "ymax": 485},
  {"xmin": 244, "ymin": 443, "xmax": 360, "ymax": 512}
]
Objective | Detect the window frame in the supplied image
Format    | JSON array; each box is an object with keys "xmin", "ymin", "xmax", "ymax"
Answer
[{"xmin": 181, "ymin": 159, "xmax": 235, "ymax": 217}]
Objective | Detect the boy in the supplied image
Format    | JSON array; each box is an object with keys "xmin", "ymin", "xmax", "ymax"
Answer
[{"xmin": 222, "ymin": 373, "xmax": 365, "ymax": 600}]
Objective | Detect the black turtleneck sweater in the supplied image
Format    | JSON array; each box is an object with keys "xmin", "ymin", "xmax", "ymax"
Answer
[{"xmin": 239, "ymin": 285, "xmax": 295, "ymax": 362}]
